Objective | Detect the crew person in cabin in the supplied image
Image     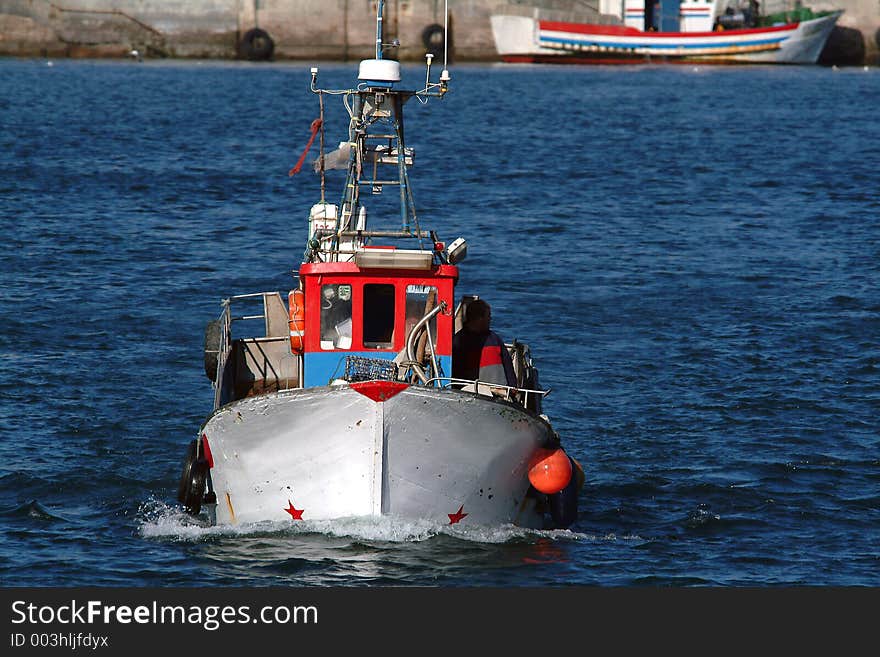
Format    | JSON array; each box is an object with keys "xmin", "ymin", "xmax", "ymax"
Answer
[{"xmin": 452, "ymin": 299, "xmax": 517, "ymax": 388}]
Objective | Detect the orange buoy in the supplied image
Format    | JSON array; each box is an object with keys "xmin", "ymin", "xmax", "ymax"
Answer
[
  {"xmin": 528, "ymin": 447, "xmax": 573, "ymax": 495},
  {"xmin": 288, "ymin": 288, "xmax": 305, "ymax": 354}
]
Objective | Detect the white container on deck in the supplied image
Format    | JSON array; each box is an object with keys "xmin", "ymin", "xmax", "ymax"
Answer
[{"xmin": 308, "ymin": 203, "xmax": 338, "ymax": 240}]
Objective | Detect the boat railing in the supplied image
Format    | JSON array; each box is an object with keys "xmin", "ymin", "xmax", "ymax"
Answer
[
  {"xmin": 211, "ymin": 302, "xmax": 232, "ymax": 410},
  {"xmin": 212, "ymin": 292, "xmax": 300, "ymax": 409},
  {"xmin": 404, "ymin": 301, "xmax": 447, "ymax": 385},
  {"xmin": 754, "ymin": 0, "xmax": 795, "ymax": 17},
  {"xmin": 426, "ymin": 376, "xmax": 551, "ymax": 407}
]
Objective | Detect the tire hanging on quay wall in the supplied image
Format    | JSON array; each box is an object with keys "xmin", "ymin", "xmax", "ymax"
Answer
[
  {"xmin": 239, "ymin": 27, "xmax": 275, "ymax": 61},
  {"xmin": 421, "ymin": 23, "xmax": 446, "ymax": 59}
]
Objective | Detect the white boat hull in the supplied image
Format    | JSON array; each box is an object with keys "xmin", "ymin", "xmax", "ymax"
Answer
[
  {"xmin": 490, "ymin": 12, "xmax": 842, "ymax": 65},
  {"xmin": 200, "ymin": 383, "xmax": 554, "ymax": 528}
]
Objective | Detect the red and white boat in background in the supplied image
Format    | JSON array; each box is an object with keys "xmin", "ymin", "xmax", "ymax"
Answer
[
  {"xmin": 491, "ymin": 0, "xmax": 842, "ymax": 65},
  {"xmin": 174, "ymin": 1, "xmax": 583, "ymax": 531}
]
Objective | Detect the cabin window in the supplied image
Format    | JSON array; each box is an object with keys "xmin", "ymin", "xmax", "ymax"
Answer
[
  {"xmin": 363, "ymin": 283, "xmax": 396, "ymax": 349},
  {"xmin": 320, "ymin": 283, "xmax": 352, "ymax": 350},
  {"xmin": 405, "ymin": 284, "xmax": 439, "ymax": 349}
]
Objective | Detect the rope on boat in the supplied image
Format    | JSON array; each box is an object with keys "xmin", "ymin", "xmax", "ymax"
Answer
[{"xmin": 289, "ymin": 118, "xmax": 323, "ymax": 176}]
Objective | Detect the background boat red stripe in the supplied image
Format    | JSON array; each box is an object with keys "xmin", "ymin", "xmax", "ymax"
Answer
[{"xmin": 538, "ymin": 20, "xmax": 798, "ymax": 39}]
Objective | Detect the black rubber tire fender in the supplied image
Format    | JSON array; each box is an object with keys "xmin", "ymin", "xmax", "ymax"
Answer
[
  {"xmin": 240, "ymin": 27, "xmax": 275, "ymax": 61},
  {"xmin": 176, "ymin": 439, "xmax": 198, "ymax": 505},
  {"xmin": 176, "ymin": 439, "xmax": 208, "ymax": 515},
  {"xmin": 183, "ymin": 458, "xmax": 208, "ymax": 515},
  {"xmin": 421, "ymin": 23, "xmax": 445, "ymax": 57},
  {"xmin": 204, "ymin": 319, "xmax": 221, "ymax": 382},
  {"xmin": 548, "ymin": 456, "xmax": 580, "ymax": 529}
]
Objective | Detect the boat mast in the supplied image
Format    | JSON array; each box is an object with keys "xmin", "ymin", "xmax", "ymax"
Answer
[
  {"xmin": 374, "ymin": 0, "xmax": 411, "ymax": 234},
  {"xmin": 375, "ymin": 0, "xmax": 385, "ymax": 59},
  {"xmin": 307, "ymin": 0, "xmax": 450, "ymax": 263}
]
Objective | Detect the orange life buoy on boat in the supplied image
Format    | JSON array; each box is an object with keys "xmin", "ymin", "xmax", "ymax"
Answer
[{"xmin": 288, "ymin": 288, "xmax": 305, "ymax": 354}]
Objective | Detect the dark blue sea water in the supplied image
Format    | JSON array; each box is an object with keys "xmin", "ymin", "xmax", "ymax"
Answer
[{"xmin": 1, "ymin": 58, "xmax": 878, "ymax": 588}]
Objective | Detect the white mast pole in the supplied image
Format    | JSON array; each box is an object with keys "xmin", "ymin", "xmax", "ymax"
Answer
[{"xmin": 376, "ymin": 0, "xmax": 384, "ymax": 59}]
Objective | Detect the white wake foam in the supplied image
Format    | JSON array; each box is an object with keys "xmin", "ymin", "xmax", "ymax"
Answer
[{"xmin": 136, "ymin": 499, "xmax": 594, "ymax": 544}]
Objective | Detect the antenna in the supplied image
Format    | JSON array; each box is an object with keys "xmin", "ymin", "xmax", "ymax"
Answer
[
  {"xmin": 425, "ymin": 53, "xmax": 433, "ymax": 91},
  {"xmin": 442, "ymin": 0, "xmax": 449, "ymax": 81},
  {"xmin": 417, "ymin": 0, "xmax": 450, "ymax": 98}
]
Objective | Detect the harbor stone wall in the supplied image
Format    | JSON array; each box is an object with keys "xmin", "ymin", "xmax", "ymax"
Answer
[{"xmin": 0, "ymin": 0, "xmax": 878, "ymax": 64}]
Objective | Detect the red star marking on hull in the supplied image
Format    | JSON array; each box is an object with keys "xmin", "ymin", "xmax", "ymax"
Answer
[
  {"xmin": 448, "ymin": 505, "xmax": 468, "ymax": 524},
  {"xmin": 285, "ymin": 500, "xmax": 304, "ymax": 520}
]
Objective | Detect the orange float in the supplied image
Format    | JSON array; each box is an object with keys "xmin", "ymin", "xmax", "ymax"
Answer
[
  {"xmin": 288, "ymin": 288, "xmax": 305, "ymax": 354},
  {"xmin": 528, "ymin": 447, "xmax": 573, "ymax": 495}
]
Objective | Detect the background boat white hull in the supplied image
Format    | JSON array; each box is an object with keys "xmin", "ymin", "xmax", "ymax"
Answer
[
  {"xmin": 490, "ymin": 13, "xmax": 842, "ymax": 65},
  {"xmin": 201, "ymin": 385, "xmax": 554, "ymax": 528}
]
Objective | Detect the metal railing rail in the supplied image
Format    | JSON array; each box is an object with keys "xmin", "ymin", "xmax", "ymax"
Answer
[
  {"xmin": 212, "ymin": 303, "xmax": 232, "ymax": 411},
  {"xmin": 405, "ymin": 301, "xmax": 447, "ymax": 385},
  {"xmin": 425, "ymin": 376, "xmax": 551, "ymax": 407},
  {"xmin": 212, "ymin": 292, "xmax": 296, "ymax": 409}
]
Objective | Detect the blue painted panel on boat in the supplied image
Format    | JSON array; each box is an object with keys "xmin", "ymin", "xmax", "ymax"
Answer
[
  {"xmin": 304, "ymin": 351, "xmax": 354, "ymax": 387},
  {"xmin": 661, "ymin": 0, "xmax": 681, "ymax": 32},
  {"xmin": 436, "ymin": 355, "xmax": 450, "ymax": 381},
  {"xmin": 304, "ymin": 351, "xmax": 451, "ymax": 387}
]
